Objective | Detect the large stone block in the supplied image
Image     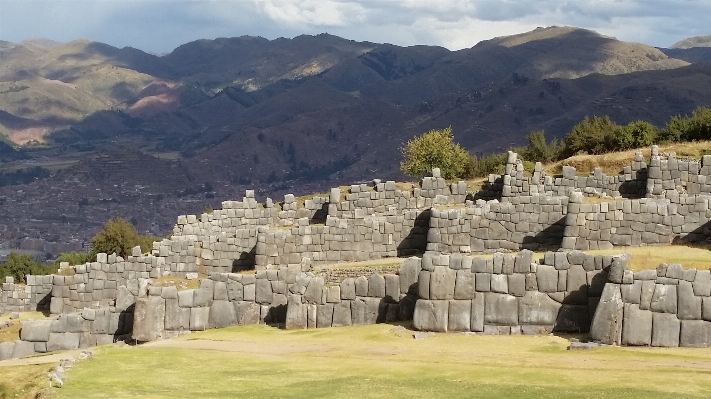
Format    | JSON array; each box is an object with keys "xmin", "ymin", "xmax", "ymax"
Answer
[
  {"xmin": 650, "ymin": 284, "xmax": 677, "ymax": 314},
  {"xmin": 429, "ymin": 266, "xmax": 456, "ymax": 300},
  {"xmin": 316, "ymin": 304, "xmax": 334, "ymax": 328},
  {"xmin": 589, "ymin": 284, "xmax": 623, "ymax": 345},
  {"xmin": 471, "ymin": 294, "xmax": 484, "ymax": 332},
  {"xmin": 518, "ymin": 291, "xmax": 561, "ymax": 326},
  {"xmin": 116, "ymin": 285, "xmax": 136, "ymax": 312},
  {"xmin": 368, "ymin": 274, "xmax": 386, "ymax": 298},
  {"xmin": 340, "ymin": 278, "xmax": 356, "ymax": 300},
  {"xmin": 304, "ymin": 277, "xmax": 325, "ymax": 304},
  {"xmin": 384, "ymin": 275, "xmax": 400, "ymax": 302},
  {"xmin": 189, "ymin": 307, "xmax": 210, "ymax": 331},
  {"xmin": 652, "ymin": 313, "xmax": 681, "ymax": 347},
  {"xmin": 20, "ymin": 319, "xmax": 53, "ymax": 342},
  {"xmin": 47, "ymin": 332, "xmax": 81, "ymax": 352},
  {"xmin": 351, "ymin": 297, "xmax": 383, "ymax": 325},
  {"xmin": 490, "ymin": 274, "xmax": 508, "ymax": 294},
  {"xmin": 693, "ymin": 270, "xmax": 711, "ymax": 297},
  {"xmin": 255, "ymin": 279, "xmax": 273, "ymax": 304},
  {"xmin": 484, "ymin": 293, "xmax": 519, "ymax": 326},
  {"xmin": 448, "ymin": 300, "xmax": 471, "ymax": 332},
  {"xmin": 91, "ymin": 310, "xmax": 110, "ymax": 334},
  {"xmin": 399, "ymin": 257, "xmax": 422, "ymax": 294},
  {"xmin": 0, "ymin": 342, "xmax": 15, "ymax": 361},
  {"xmin": 235, "ymin": 301, "xmax": 261, "ymax": 326},
  {"xmin": 209, "ymin": 300, "xmax": 237, "ymax": 328},
  {"xmin": 536, "ymin": 265, "xmax": 558, "ymax": 293},
  {"xmin": 677, "ymin": 281, "xmax": 702, "ymax": 320},
  {"xmin": 285, "ymin": 295, "xmax": 307, "ymax": 329},
  {"xmin": 332, "ymin": 301, "xmax": 352, "ymax": 327},
  {"xmin": 621, "ymin": 280, "xmax": 642, "ymax": 304},
  {"xmin": 454, "ymin": 270, "xmax": 476, "ymax": 300},
  {"xmin": 621, "ymin": 304, "xmax": 652, "ymax": 346},
  {"xmin": 132, "ymin": 296, "xmax": 166, "ymax": 341},
  {"xmin": 11, "ymin": 340, "xmax": 36, "ymax": 358},
  {"xmin": 355, "ymin": 276, "xmax": 368, "ymax": 297},
  {"xmin": 413, "ymin": 300, "xmax": 448, "ymax": 332},
  {"xmin": 680, "ymin": 320, "xmax": 710, "ymax": 348}
]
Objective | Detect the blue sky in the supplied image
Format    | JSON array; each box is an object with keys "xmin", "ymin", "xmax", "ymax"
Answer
[{"xmin": 1, "ymin": 0, "xmax": 710, "ymax": 53}]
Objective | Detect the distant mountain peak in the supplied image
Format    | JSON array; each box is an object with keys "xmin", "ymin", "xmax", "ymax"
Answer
[{"xmin": 671, "ymin": 34, "xmax": 711, "ymax": 49}]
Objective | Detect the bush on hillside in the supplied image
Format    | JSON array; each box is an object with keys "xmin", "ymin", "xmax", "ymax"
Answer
[
  {"xmin": 91, "ymin": 217, "xmax": 159, "ymax": 258},
  {"xmin": 659, "ymin": 106, "xmax": 711, "ymax": 142},
  {"xmin": 563, "ymin": 115, "xmax": 618, "ymax": 156},
  {"xmin": 608, "ymin": 120, "xmax": 658, "ymax": 151},
  {"xmin": 400, "ymin": 127, "xmax": 469, "ymax": 179},
  {"xmin": 520, "ymin": 130, "xmax": 563, "ymax": 163},
  {"xmin": 0, "ymin": 252, "xmax": 57, "ymax": 283}
]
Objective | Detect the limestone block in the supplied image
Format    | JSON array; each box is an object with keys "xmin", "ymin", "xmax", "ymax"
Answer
[
  {"xmin": 316, "ymin": 304, "xmax": 334, "ymax": 328},
  {"xmin": 693, "ymin": 270, "xmax": 711, "ymax": 297},
  {"xmin": 484, "ymin": 293, "xmax": 519, "ymax": 326},
  {"xmin": 650, "ymin": 284, "xmax": 677, "ymax": 314},
  {"xmin": 508, "ymin": 274, "xmax": 525, "ymax": 297},
  {"xmin": 475, "ymin": 273, "xmax": 490, "ymax": 292},
  {"xmin": 651, "ymin": 313, "xmax": 681, "ymax": 347},
  {"xmin": 384, "ymin": 275, "xmax": 400, "ymax": 302},
  {"xmin": 355, "ymin": 276, "xmax": 368, "ymax": 297},
  {"xmin": 11, "ymin": 340, "xmax": 37, "ymax": 358},
  {"xmin": 189, "ymin": 307, "xmax": 210, "ymax": 331},
  {"xmin": 332, "ymin": 301, "xmax": 352, "ymax": 327},
  {"xmin": 0, "ymin": 342, "xmax": 15, "ymax": 361},
  {"xmin": 518, "ymin": 291, "xmax": 561, "ymax": 326},
  {"xmin": 471, "ymin": 293, "xmax": 484, "ymax": 332},
  {"xmin": 255, "ymin": 279, "xmax": 274, "ymax": 304},
  {"xmin": 178, "ymin": 289, "xmax": 194, "ymax": 308},
  {"xmin": 678, "ymin": 280, "xmax": 702, "ymax": 320},
  {"xmin": 589, "ymin": 284, "xmax": 623, "ymax": 345},
  {"xmin": 132, "ymin": 296, "xmax": 166, "ymax": 341},
  {"xmin": 285, "ymin": 294, "xmax": 307, "ymax": 329},
  {"xmin": 47, "ymin": 332, "xmax": 81, "ymax": 352},
  {"xmin": 399, "ymin": 257, "xmax": 421, "ymax": 295},
  {"xmin": 621, "ymin": 280, "xmax": 642, "ymax": 304},
  {"xmin": 209, "ymin": 300, "xmax": 237, "ymax": 328},
  {"xmin": 340, "ymin": 279, "xmax": 356, "ymax": 300},
  {"xmin": 213, "ymin": 282, "xmax": 227, "ymax": 301},
  {"xmin": 243, "ymin": 284, "xmax": 256, "ymax": 302},
  {"xmin": 639, "ymin": 280, "xmax": 655, "ymax": 310},
  {"xmin": 454, "ymin": 270, "xmax": 475, "ymax": 300},
  {"xmin": 490, "ymin": 274, "xmax": 508, "ymax": 294},
  {"xmin": 448, "ymin": 300, "xmax": 471, "ymax": 332},
  {"xmin": 91, "ymin": 310, "xmax": 110, "ymax": 334},
  {"xmin": 368, "ymin": 274, "xmax": 386, "ymax": 298},
  {"xmin": 536, "ymin": 265, "xmax": 558, "ymax": 293},
  {"xmin": 680, "ymin": 320, "xmax": 710, "ymax": 348},
  {"xmin": 235, "ymin": 301, "xmax": 261, "ymax": 326},
  {"xmin": 20, "ymin": 319, "xmax": 53, "ymax": 342},
  {"xmin": 704, "ymin": 297, "xmax": 711, "ymax": 321},
  {"xmin": 429, "ymin": 266, "xmax": 456, "ymax": 300},
  {"xmin": 413, "ymin": 300, "xmax": 448, "ymax": 332},
  {"xmin": 227, "ymin": 281, "xmax": 244, "ymax": 301},
  {"xmin": 193, "ymin": 288, "xmax": 212, "ymax": 307},
  {"xmin": 622, "ymin": 304, "xmax": 652, "ymax": 346},
  {"xmin": 116, "ymin": 286, "xmax": 136, "ymax": 312}
]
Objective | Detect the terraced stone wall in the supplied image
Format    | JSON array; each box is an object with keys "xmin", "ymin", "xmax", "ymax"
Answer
[{"xmin": 590, "ymin": 262, "xmax": 711, "ymax": 347}]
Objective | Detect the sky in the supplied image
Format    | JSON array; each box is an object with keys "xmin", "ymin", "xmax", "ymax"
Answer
[{"xmin": 1, "ymin": 0, "xmax": 710, "ymax": 54}]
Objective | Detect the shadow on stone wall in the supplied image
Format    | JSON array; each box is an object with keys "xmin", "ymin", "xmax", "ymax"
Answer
[
  {"xmin": 232, "ymin": 247, "xmax": 257, "ymax": 272},
  {"xmin": 521, "ymin": 217, "xmax": 566, "ymax": 251},
  {"xmin": 618, "ymin": 167, "xmax": 648, "ymax": 199},
  {"xmin": 671, "ymin": 219, "xmax": 711, "ymax": 245},
  {"xmin": 397, "ymin": 210, "xmax": 431, "ymax": 256}
]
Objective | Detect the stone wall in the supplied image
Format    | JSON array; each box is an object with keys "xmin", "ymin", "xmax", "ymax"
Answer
[
  {"xmin": 412, "ymin": 250, "xmax": 623, "ymax": 334},
  {"xmin": 590, "ymin": 262, "xmax": 711, "ymax": 347},
  {"xmin": 647, "ymin": 147, "xmax": 711, "ymax": 199},
  {"xmin": 131, "ymin": 260, "xmax": 418, "ymax": 340},
  {"xmin": 1, "ymin": 276, "xmax": 52, "ymax": 314},
  {"xmin": 562, "ymin": 192, "xmax": 711, "ymax": 251},
  {"xmin": 0, "ymin": 304, "xmax": 133, "ymax": 361},
  {"xmin": 428, "ymin": 196, "xmax": 568, "ymax": 253}
]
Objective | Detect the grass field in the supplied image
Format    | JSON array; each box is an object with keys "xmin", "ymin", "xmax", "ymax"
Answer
[{"xmin": 41, "ymin": 324, "xmax": 711, "ymax": 399}]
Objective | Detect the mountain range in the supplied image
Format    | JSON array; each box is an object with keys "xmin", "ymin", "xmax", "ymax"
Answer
[{"xmin": 1, "ymin": 26, "xmax": 711, "ymax": 244}]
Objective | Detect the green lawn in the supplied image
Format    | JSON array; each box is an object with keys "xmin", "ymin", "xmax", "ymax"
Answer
[{"xmin": 51, "ymin": 324, "xmax": 711, "ymax": 399}]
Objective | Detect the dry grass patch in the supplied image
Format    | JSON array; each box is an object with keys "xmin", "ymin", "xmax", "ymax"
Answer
[
  {"xmin": 0, "ymin": 362, "xmax": 56, "ymax": 399},
  {"xmin": 586, "ymin": 244, "xmax": 711, "ymax": 272}
]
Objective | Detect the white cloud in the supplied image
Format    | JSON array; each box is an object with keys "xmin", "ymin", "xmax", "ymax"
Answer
[{"xmin": 0, "ymin": 0, "xmax": 710, "ymax": 52}]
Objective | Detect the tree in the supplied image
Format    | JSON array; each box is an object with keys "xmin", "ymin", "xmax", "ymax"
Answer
[
  {"xmin": 55, "ymin": 251, "xmax": 94, "ymax": 266},
  {"xmin": 563, "ymin": 115, "xmax": 618, "ymax": 156},
  {"xmin": 400, "ymin": 127, "xmax": 469, "ymax": 179},
  {"xmin": 91, "ymin": 217, "xmax": 140, "ymax": 258},
  {"xmin": 608, "ymin": 121, "xmax": 658, "ymax": 150},
  {"xmin": 0, "ymin": 252, "xmax": 50, "ymax": 282},
  {"xmin": 521, "ymin": 130, "xmax": 562, "ymax": 163}
]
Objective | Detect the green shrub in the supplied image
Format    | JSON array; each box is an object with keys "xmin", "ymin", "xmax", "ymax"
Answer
[
  {"xmin": 563, "ymin": 115, "xmax": 618, "ymax": 156},
  {"xmin": 400, "ymin": 127, "xmax": 469, "ymax": 179},
  {"xmin": 608, "ymin": 121, "xmax": 658, "ymax": 150}
]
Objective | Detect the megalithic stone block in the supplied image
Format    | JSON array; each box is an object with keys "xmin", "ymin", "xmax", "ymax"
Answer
[
  {"xmin": 285, "ymin": 294, "xmax": 307, "ymax": 330},
  {"xmin": 413, "ymin": 299, "xmax": 448, "ymax": 332},
  {"xmin": 589, "ymin": 283, "xmax": 623, "ymax": 345},
  {"xmin": 132, "ymin": 296, "xmax": 166, "ymax": 342}
]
